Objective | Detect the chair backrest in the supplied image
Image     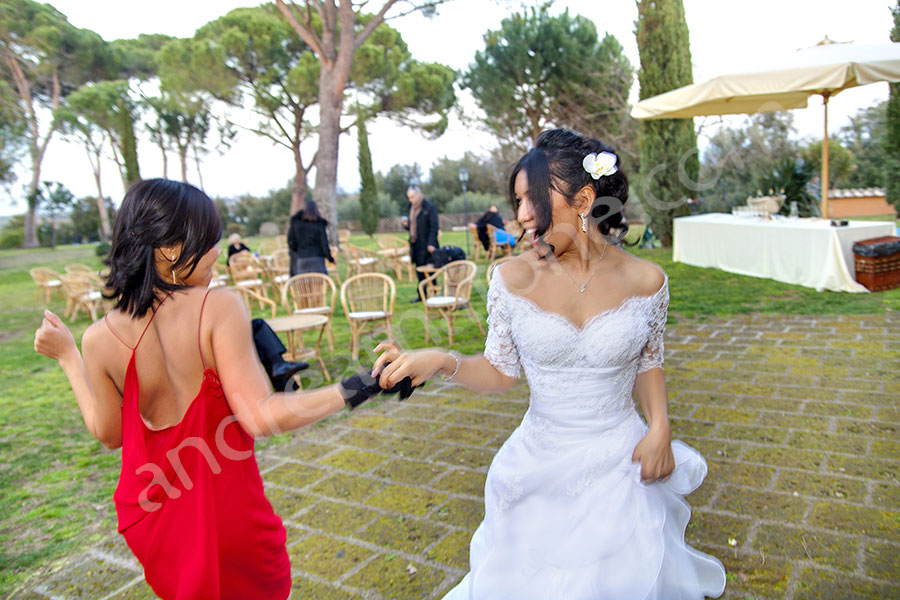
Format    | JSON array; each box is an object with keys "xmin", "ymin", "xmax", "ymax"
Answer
[
  {"xmin": 30, "ymin": 267, "xmax": 60, "ymax": 284},
  {"xmin": 337, "ymin": 229, "xmax": 351, "ymax": 245},
  {"xmin": 487, "ymin": 255, "xmax": 516, "ymax": 283},
  {"xmin": 65, "ymin": 263, "xmax": 94, "ymax": 276},
  {"xmin": 257, "ymin": 239, "xmax": 280, "ymax": 256},
  {"xmin": 440, "ymin": 260, "xmax": 477, "ymax": 300},
  {"xmin": 341, "ymin": 273, "xmax": 395, "ymax": 316},
  {"xmin": 505, "ymin": 220, "xmax": 524, "ymax": 238},
  {"xmin": 486, "ymin": 223, "xmax": 509, "ymax": 247},
  {"xmin": 59, "ymin": 274, "xmax": 94, "ymax": 296},
  {"xmin": 282, "ymin": 273, "xmax": 336, "ymax": 312},
  {"xmin": 275, "ymin": 234, "xmax": 287, "ymax": 248},
  {"xmin": 377, "ymin": 235, "xmax": 406, "ymax": 251},
  {"xmin": 271, "ymin": 248, "xmax": 290, "ymax": 270}
]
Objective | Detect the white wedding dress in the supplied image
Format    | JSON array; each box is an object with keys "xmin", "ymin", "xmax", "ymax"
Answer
[{"xmin": 443, "ymin": 268, "xmax": 726, "ymax": 600}]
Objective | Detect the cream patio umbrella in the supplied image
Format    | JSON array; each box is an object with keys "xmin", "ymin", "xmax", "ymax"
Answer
[{"xmin": 631, "ymin": 40, "xmax": 900, "ymax": 218}]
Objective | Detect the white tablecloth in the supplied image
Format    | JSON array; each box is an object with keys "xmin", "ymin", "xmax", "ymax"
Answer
[{"xmin": 672, "ymin": 214, "xmax": 896, "ymax": 292}]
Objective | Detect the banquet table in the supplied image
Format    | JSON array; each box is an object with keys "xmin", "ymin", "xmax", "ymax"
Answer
[{"xmin": 672, "ymin": 214, "xmax": 896, "ymax": 293}]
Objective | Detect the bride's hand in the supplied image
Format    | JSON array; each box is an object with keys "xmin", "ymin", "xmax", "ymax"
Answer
[
  {"xmin": 631, "ymin": 424, "xmax": 674, "ymax": 483},
  {"xmin": 371, "ymin": 341, "xmax": 449, "ymax": 388}
]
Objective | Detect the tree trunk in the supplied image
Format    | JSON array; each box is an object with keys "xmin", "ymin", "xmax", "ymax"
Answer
[
  {"xmin": 24, "ymin": 164, "xmax": 41, "ymax": 248},
  {"xmin": 291, "ymin": 141, "xmax": 308, "ymax": 216},
  {"xmin": 193, "ymin": 146, "xmax": 204, "ymax": 190},
  {"xmin": 315, "ymin": 66, "xmax": 343, "ymax": 239},
  {"xmin": 179, "ymin": 146, "xmax": 188, "ymax": 182},
  {"xmin": 92, "ymin": 154, "xmax": 111, "ymax": 242}
]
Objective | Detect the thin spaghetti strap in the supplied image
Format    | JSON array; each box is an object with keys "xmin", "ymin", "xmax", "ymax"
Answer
[
  {"xmin": 134, "ymin": 292, "xmax": 173, "ymax": 350},
  {"xmin": 104, "ymin": 314, "xmax": 135, "ymax": 351},
  {"xmin": 198, "ymin": 289, "xmax": 213, "ymax": 370}
]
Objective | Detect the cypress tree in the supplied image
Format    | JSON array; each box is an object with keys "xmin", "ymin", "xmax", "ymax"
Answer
[
  {"xmin": 635, "ymin": 0, "xmax": 698, "ymax": 246},
  {"xmin": 886, "ymin": 1, "xmax": 900, "ymax": 211},
  {"xmin": 119, "ymin": 96, "xmax": 141, "ymax": 185},
  {"xmin": 357, "ymin": 111, "xmax": 379, "ymax": 237}
]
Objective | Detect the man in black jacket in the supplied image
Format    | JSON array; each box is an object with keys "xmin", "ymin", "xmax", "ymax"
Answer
[
  {"xmin": 403, "ymin": 185, "xmax": 439, "ymax": 302},
  {"xmin": 475, "ymin": 204, "xmax": 505, "ymax": 251}
]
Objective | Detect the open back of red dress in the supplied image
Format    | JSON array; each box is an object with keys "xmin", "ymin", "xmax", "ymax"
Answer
[{"xmin": 110, "ymin": 291, "xmax": 291, "ymax": 599}]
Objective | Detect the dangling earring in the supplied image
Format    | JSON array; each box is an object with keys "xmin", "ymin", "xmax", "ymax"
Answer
[
  {"xmin": 172, "ymin": 269, "xmax": 177, "ymax": 284},
  {"xmin": 580, "ymin": 213, "xmax": 588, "ymax": 233}
]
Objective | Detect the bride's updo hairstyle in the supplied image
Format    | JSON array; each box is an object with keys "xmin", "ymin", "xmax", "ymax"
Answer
[
  {"xmin": 104, "ymin": 178, "xmax": 222, "ymax": 318},
  {"xmin": 508, "ymin": 128, "xmax": 629, "ymax": 254}
]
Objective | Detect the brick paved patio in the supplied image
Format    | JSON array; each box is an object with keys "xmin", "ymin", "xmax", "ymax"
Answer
[{"xmin": 14, "ymin": 313, "xmax": 899, "ymax": 600}]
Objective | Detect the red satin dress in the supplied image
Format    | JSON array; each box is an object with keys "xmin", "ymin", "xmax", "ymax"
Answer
[{"xmin": 108, "ymin": 291, "xmax": 292, "ymax": 599}]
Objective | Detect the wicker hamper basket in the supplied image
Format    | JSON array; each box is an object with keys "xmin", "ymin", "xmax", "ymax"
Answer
[{"xmin": 852, "ymin": 236, "xmax": 900, "ymax": 292}]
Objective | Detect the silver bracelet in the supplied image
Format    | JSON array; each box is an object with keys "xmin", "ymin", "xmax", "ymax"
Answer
[{"xmin": 441, "ymin": 351, "xmax": 461, "ymax": 382}]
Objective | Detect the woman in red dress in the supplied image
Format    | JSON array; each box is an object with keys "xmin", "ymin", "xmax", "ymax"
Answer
[{"xmin": 34, "ymin": 179, "xmax": 398, "ymax": 599}]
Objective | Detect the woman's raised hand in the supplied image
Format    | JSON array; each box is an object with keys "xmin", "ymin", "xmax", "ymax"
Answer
[
  {"xmin": 34, "ymin": 310, "xmax": 78, "ymax": 364},
  {"xmin": 371, "ymin": 341, "xmax": 449, "ymax": 389}
]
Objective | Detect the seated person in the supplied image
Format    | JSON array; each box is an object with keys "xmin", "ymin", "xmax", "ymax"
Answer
[
  {"xmin": 475, "ymin": 205, "xmax": 516, "ymax": 251},
  {"xmin": 226, "ymin": 233, "xmax": 251, "ymax": 266}
]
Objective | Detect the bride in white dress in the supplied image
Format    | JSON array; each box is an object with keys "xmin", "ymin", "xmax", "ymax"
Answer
[{"xmin": 373, "ymin": 129, "xmax": 726, "ymax": 599}]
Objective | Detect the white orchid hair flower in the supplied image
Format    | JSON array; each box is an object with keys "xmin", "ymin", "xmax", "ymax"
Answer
[{"xmin": 582, "ymin": 151, "xmax": 618, "ymax": 180}]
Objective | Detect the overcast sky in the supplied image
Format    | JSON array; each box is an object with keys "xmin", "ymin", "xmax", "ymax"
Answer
[{"xmin": 2, "ymin": 0, "xmax": 894, "ymax": 216}]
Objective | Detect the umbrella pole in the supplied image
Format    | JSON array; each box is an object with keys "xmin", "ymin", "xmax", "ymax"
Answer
[{"xmin": 822, "ymin": 93, "xmax": 830, "ymax": 219}]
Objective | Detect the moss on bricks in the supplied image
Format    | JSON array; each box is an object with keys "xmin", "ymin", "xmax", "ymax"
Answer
[
  {"xmin": 809, "ymin": 503, "xmax": 900, "ymax": 540},
  {"xmin": 373, "ymin": 458, "xmax": 447, "ymax": 486},
  {"xmin": 751, "ymin": 523, "xmax": 858, "ymax": 571},
  {"xmin": 691, "ymin": 407, "xmax": 759, "ymax": 425},
  {"xmin": 755, "ymin": 412, "xmax": 830, "ymax": 431},
  {"xmin": 716, "ymin": 550, "xmax": 793, "ymax": 598},
  {"xmin": 793, "ymin": 566, "xmax": 900, "ymax": 599},
  {"xmin": 355, "ymin": 515, "xmax": 447, "ymax": 555},
  {"xmin": 774, "ymin": 471, "xmax": 867, "ymax": 503},
  {"xmin": 290, "ymin": 577, "xmax": 362, "ymax": 600},
  {"xmin": 427, "ymin": 529, "xmax": 472, "ymax": 569},
  {"xmin": 684, "ymin": 510, "xmax": 752, "ymax": 549},
  {"xmin": 431, "ymin": 469, "xmax": 487, "ymax": 498},
  {"xmin": 434, "ymin": 425, "xmax": 493, "ymax": 447},
  {"xmin": 40, "ymin": 559, "xmax": 140, "ymax": 599},
  {"xmin": 863, "ymin": 540, "xmax": 900, "ymax": 581},
  {"xmin": 379, "ymin": 436, "xmax": 449, "ymax": 460},
  {"xmin": 264, "ymin": 486, "xmax": 316, "ymax": 518},
  {"xmin": 433, "ymin": 497, "xmax": 485, "ymax": 529},
  {"xmin": 116, "ymin": 580, "xmax": 162, "ymax": 600},
  {"xmin": 716, "ymin": 382, "xmax": 775, "ymax": 396},
  {"xmin": 713, "ymin": 486, "xmax": 806, "ymax": 521},
  {"xmin": 389, "ymin": 404, "xmax": 449, "ymax": 421},
  {"xmin": 871, "ymin": 482, "xmax": 900, "ymax": 510},
  {"xmin": 346, "ymin": 415, "xmax": 397, "ymax": 430},
  {"xmin": 708, "ymin": 460, "xmax": 774, "ymax": 488},
  {"xmin": 289, "ymin": 534, "xmax": 374, "ymax": 581},
  {"xmin": 871, "ymin": 439, "xmax": 900, "ymax": 459},
  {"xmin": 484, "ymin": 400, "xmax": 529, "ymax": 416},
  {"xmin": 383, "ymin": 418, "xmax": 446, "ymax": 438},
  {"xmin": 343, "ymin": 555, "xmax": 445, "ymax": 600},
  {"xmin": 433, "ymin": 445, "xmax": 495, "ymax": 469},
  {"xmin": 669, "ymin": 418, "xmax": 717, "ymax": 438},
  {"xmin": 677, "ymin": 437, "xmax": 744, "ymax": 461},
  {"xmin": 826, "ymin": 455, "xmax": 897, "ymax": 482},
  {"xmin": 284, "ymin": 441, "xmax": 337, "ymax": 462},
  {"xmin": 716, "ymin": 423, "xmax": 787, "ymax": 444},
  {"xmin": 682, "ymin": 360, "xmax": 735, "ymax": 370},
  {"xmin": 310, "ymin": 473, "xmax": 383, "ymax": 502},
  {"xmin": 332, "ymin": 429, "xmax": 395, "ymax": 450},
  {"xmin": 265, "ymin": 462, "xmax": 327, "ymax": 489},
  {"xmin": 741, "ymin": 446, "xmax": 824, "ymax": 472},
  {"xmin": 296, "ymin": 499, "xmax": 379, "ymax": 536},
  {"xmin": 834, "ymin": 419, "xmax": 898, "ymax": 438},
  {"xmin": 364, "ymin": 484, "xmax": 448, "ymax": 517},
  {"xmin": 754, "ymin": 373, "xmax": 819, "ymax": 387},
  {"xmin": 685, "ymin": 481, "xmax": 716, "ymax": 509},
  {"xmin": 738, "ymin": 396, "xmax": 796, "ymax": 412},
  {"xmin": 671, "ymin": 391, "xmax": 733, "ymax": 406},
  {"xmin": 284, "ymin": 524, "xmax": 306, "ymax": 546},
  {"xmin": 788, "ymin": 431, "xmax": 868, "ymax": 455},
  {"xmin": 803, "ymin": 401, "xmax": 873, "ymax": 419},
  {"xmin": 317, "ymin": 448, "xmax": 388, "ymax": 473}
]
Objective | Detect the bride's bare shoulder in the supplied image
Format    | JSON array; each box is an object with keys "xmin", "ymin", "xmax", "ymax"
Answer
[
  {"xmin": 495, "ymin": 251, "xmax": 543, "ymax": 294},
  {"xmin": 617, "ymin": 248, "xmax": 666, "ymax": 297}
]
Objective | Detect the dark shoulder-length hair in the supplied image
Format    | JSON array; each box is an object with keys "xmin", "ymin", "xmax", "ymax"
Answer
[
  {"xmin": 508, "ymin": 128, "xmax": 630, "ymax": 256},
  {"xmin": 104, "ymin": 178, "xmax": 222, "ymax": 318},
  {"xmin": 301, "ymin": 199, "xmax": 322, "ymax": 222}
]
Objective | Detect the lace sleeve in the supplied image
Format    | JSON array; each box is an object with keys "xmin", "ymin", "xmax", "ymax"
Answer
[
  {"xmin": 483, "ymin": 273, "xmax": 521, "ymax": 379},
  {"xmin": 637, "ymin": 277, "xmax": 669, "ymax": 374}
]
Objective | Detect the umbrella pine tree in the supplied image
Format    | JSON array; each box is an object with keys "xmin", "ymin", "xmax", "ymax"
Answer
[{"xmin": 886, "ymin": 1, "xmax": 900, "ymax": 211}]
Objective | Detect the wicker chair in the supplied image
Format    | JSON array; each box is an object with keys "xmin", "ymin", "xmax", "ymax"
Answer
[
  {"xmin": 418, "ymin": 260, "xmax": 484, "ymax": 345},
  {"xmin": 486, "ymin": 223, "xmax": 513, "ymax": 261},
  {"xmin": 282, "ymin": 273, "xmax": 337, "ymax": 352},
  {"xmin": 467, "ymin": 223, "xmax": 484, "ymax": 261},
  {"xmin": 59, "ymin": 274, "xmax": 104, "ymax": 322},
  {"xmin": 486, "ymin": 255, "xmax": 516, "ymax": 284},
  {"xmin": 326, "ymin": 246, "xmax": 341, "ymax": 285},
  {"xmin": 377, "ymin": 235, "xmax": 413, "ymax": 281},
  {"xmin": 65, "ymin": 263, "xmax": 95, "ymax": 276},
  {"xmin": 267, "ymin": 248, "xmax": 292, "ymax": 294},
  {"xmin": 505, "ymin": 220, "xmax": 530, "ymax": 254},
  {"xmin": 342, "ymin": 244, "xmax": 380, "ymax": 277},
  {"xmin": 340, "ymin": 273, "xmax": 395, "ymax": 361},
  {"xmin": 30, "ymin": 267, "xmax": 64, "ymax": 303},
  {"xmin": 228, "ymin": 254, "xmax": 270, "ymax": 310}
]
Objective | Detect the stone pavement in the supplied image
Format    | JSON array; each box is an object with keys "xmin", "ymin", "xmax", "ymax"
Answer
[{"xmin": 14, "ymin": 313, "xmax": 899, "ymax": 600}]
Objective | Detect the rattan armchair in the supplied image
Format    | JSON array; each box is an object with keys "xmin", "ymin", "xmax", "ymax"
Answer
[
  {"xmin": 340, "ymin": 273, "xmax": 395, "ymax": 361},
  {"xmin": 30, "ymin": 267, "xmax": 63, "ymax": 303},
  {"xmin": 282, "ymin": 273, "xmax": 337, "ymax": 352},
  {"xmin": 59, "ymin": 274, "xmax": 104, "ymax": 322},
  {"xmin": 418, "ymin": 260, "xmax": 484, "ymax": 345}
]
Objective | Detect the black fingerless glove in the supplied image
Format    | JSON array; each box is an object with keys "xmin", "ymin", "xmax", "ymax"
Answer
[{"xmin": 339, "ymin": 362, "xmax": 420, "ymax": 409}]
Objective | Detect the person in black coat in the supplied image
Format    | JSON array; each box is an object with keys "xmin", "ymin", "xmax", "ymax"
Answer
[
  {"xmin": 403, "ymin": 186, "xmax": 440, "ymax": 298},
  {"xmin": 226, "ymin": 233, "xmax": 252, "ymax": 265},
  {"xmin": 288, "ymin": 199, "xmax": 335, "ymax": 276},
  {"xmin": 475, "ymin": 204, "xmax": 506, "ymax": 251}
]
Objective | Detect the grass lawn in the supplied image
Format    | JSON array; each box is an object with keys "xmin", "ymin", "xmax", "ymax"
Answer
[{"xmin": 1, "ymin": 228, "xmax": 898, "ymax": 594}]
